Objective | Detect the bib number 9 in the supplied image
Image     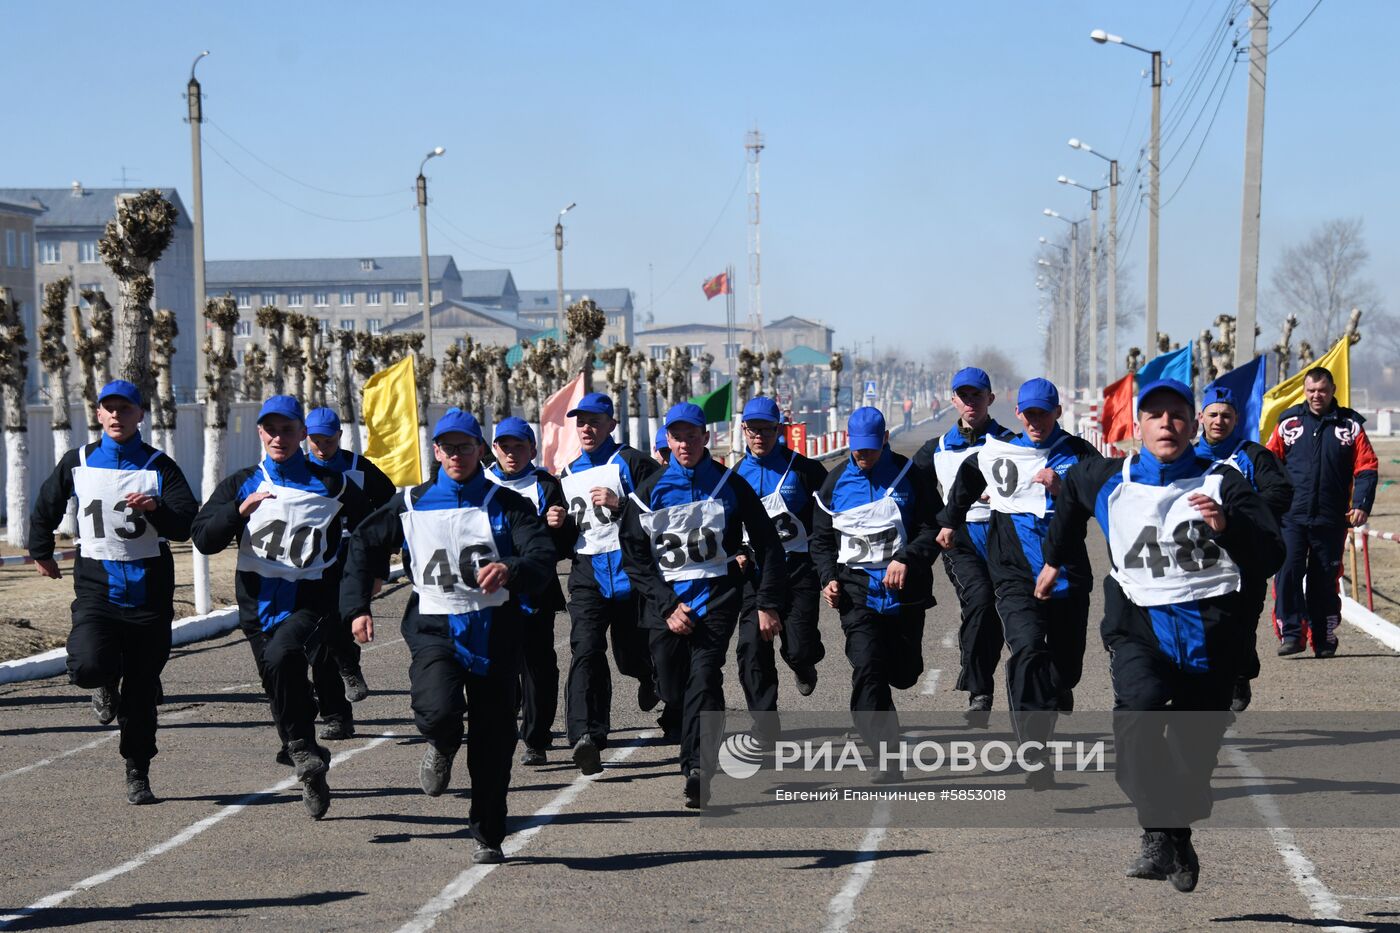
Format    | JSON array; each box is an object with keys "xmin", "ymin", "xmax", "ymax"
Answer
[
  {"xmin": 569, "ymin": 495, "xmax": 615, "ymax": 533},
  {"xmin": 422, "ymin": 545, "xmax": 495, "ymax": 591},
  {"xmin": 82, "ymin": 498, "xmax": 148, "ymax": 540},
  {"xmin": 990, "ymin": 458, "xmax": 1019, "ymax": 498},
  {"xmin": 1123, "ymin": 520, "xmax": 1221, "ymax": 578},
  {"xmin": 248, "ymin": 519, "xmax": 324, "ymax": 568},
  {"xmin": 655, "ymin": 527, "xmax": 719, "ymax": 570},
  {"xmin": 843, "ymin": 527, "xmax": 900, "ymax": 564}
]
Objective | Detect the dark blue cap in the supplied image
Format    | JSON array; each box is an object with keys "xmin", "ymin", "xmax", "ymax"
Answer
[
  {"xmin": 664, "ymin": 402, "xmax": 708, "ymax": 430},
  {"xmin": 305, "ymin": 407, "xmax": 341, "ymax": 436},
  {"xmin": 1201, "ymin": 385, "xmax": 1237, "ymax": 410},
  {"xmin": 97, "ymin": 379, "xmax": 143, "ymax": 408},
  {"xmin": 433, "ymin": 408, "xmax": 484, "ymax": 442},
  {"xmin": 1137, "ymin": 379, "xmax": 1194, "ymax": 409},
  {"xmin": 493, "ymin": 416, "xmax": 535, "ymax": 445},
  {"xmin": 567, "ymin": 392, "xmax": 615, "ymax": 419},
  {"xmin": 1017, "ymin": 378, "xmax": 1060, "ymax": 413},
  {"xmin": 951, "ymin": 367, "xmax": 992, "ymax": 392},
  {"xmin": 257, "ymin": 395, "xmax": 303, "ymax": 424},
  {"xmin": 848, "ymin": 406, "xmax": 886, "ymax": 450},
  {"xmin": 741, "ymin": 396, "xmax": 782, "ymax": 423},
  {"xmin": 653, "ymin": 424, "xmax": 670, "ymax": 452}
]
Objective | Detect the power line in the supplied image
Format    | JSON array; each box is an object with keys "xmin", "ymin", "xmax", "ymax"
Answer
[
  {"xmin": 1163, "ymin": 44, "xmax": 1238, "ymax": 172},
  {"xmin": 1272, "ymin": 0, "xmax": 1325, "ymax": 53},
  {"xmin": 639, "ymin": 165, "xmax": 747, "ymax": 315},
  {"xmin": 429, "ymin": 210, "xmax": 554, "ymax": 252},
  {"xmin": 1161, "ymin": 57, "xmax": 1242, "ymax": 209},
  {"xmin": 426, "ymin": 213, "xmax": 555, "ymax": 266},
  {"xmin": 204, "ymin": 119, "xmax": 407, "ymax": 199}
]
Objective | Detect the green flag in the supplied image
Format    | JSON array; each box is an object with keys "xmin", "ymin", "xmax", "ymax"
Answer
[{"xmin": 688, "ymin": 380, "xmax": 734, "ymax": 424}]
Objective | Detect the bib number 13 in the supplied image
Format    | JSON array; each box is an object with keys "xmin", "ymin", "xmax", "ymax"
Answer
[
  {"xmin": 83, "ymin": 498, "xmax": 147, "ymax": 540},
  {"xmin": 1123, "ymin": 520, "xmax": 1221, "ymax": 578}
]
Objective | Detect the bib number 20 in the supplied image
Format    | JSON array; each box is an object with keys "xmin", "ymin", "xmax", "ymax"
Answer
[
  {"xmin": 1123, "ymin": 520, "xmax": 1220, "ymax": 578},
  {"xmin": 569, "ymin": 495, "xmax": 615, "ymax": 533}
]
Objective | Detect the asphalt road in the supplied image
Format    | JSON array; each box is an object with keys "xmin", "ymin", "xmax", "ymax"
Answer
[{"xmin": 2, "ymin": 419, "xmax": 1398, "ymax": 932}]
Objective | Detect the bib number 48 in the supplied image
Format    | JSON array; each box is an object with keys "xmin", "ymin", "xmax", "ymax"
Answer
[{"xmin": 1123, "ymin": 520, "xmax": 1221, "ymax": 578}]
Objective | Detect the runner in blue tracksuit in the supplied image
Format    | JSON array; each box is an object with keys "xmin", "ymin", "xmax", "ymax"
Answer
[
  {"xmin": 484, "ymin": 417, "xmax": 570, "ymax": 765},
  {"xmin": 812, "ymin": 407, "xmax": 943, "ymax": 776},
  {"xmin": 938, "ymin": 379, "xmax": 1100, "ymax": 787},
  {"xmin": 653, "ymin": 423, "xmax": 671, "ymax": 466},
  {"xmin": 620, "ymin": 402, "xmax": 786, "ymax": 808},
  {"xmin": 1194, "ymin": 385, "xmax": 1292, "ymax": 710},
  {"xmin": 545, "ymin": 392, "xmax": 662, "ymax": 774},
  {"xmin": 912, "ymin": 367, "xmax": 1015, "ymax": 718},
  {"xmin": 29, "ymin": 380, "xmax": 197, "ymax": 805}
]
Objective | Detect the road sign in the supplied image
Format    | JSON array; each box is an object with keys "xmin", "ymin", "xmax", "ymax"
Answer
[{"xmin": 864, "ymin": 380, "xmax": 877, "ymax": 396}]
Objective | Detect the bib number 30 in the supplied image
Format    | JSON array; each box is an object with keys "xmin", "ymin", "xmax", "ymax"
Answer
[
  {"xmin": 655, "ymin": 528, "xmax": 719, "ymax": 570},
  {"xmin": 1123, "ymin": 520, "xmax": 1221, "ymax": 578}
]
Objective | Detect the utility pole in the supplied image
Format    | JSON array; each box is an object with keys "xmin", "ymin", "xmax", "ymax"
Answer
[
  {"xmin": 416, "ymin": 147, "xmax": 445, "ymax": 368},
  {"xmin": 745, "ymin": 129, "xmax": 767, "ymax": 352},
  {"xmin": 1107, "ymin": 158, "xmax": 1118, "ymax": 380},
  {"xmin": 1087, "ymin": 189, "xmax": 1099, "ymax": 395},
  {"xmin": 1235, "ymin": 0, "xmax": 1269, "ymax": 364},
  {"xmin": 555, "ymin": 202, "xmax": 575, "ymax": 336},
  {"xmin": 187, "ymin": 51, "xmax": 209, "ymax": 407},
  {"xmin": 1147, "ymin": 49, "xmax": 1162, "ymax": 353},
  {"xmin": 1068, "ymin": 222, "xmax": 1080, "ymax": 392}
]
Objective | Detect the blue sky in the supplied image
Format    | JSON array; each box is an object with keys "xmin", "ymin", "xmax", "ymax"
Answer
[{"xmin": 6, "ymin": 1, "xmax": 1393, "ymax": 367}]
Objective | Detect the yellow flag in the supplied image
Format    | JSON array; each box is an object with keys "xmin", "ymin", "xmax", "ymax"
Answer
[
  {"xmin": 362, "ymin": 355, "xmax": 422, "ymax": 486},
  {"xmin": 1259, "ymin": 335, "xmax": 1350, "ymax": 443}
]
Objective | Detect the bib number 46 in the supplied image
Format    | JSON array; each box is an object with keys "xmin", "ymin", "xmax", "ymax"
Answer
[
  {"xmin": 1123, "ymin": 520, "xmax": 1221, "ymax": 578},
  {"xmin": 422, "ymin": 545, "xmax": 495, "ymax": 591}
]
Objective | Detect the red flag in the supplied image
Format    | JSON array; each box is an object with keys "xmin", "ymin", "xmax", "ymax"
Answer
[
  {"xmin": 1101, "ymin": 373, "xmax": 1136, "ymax": 444},
  {"xmin": 702, "ymin": 272, "xmax": 731, "ymax": 300}
]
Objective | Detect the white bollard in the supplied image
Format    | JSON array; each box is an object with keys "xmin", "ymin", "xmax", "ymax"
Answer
[{"xmin": 193, "ymin": 551, "xmax": 211, "ymax": 615}]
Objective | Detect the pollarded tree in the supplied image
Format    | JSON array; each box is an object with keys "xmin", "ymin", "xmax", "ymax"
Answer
[
  {"xmin": 74, "ymin": 289, "xmax": 115, "ymax": 439},
  {"xmin": 39, "ymin": 280, "xmax": 77, "ymax": 533},
  {"xmin": 241, "ymin": 343, "xmax": 269, "ymax": 401},
  {"xmin": 565, "ymin": 297, "xmax": 606, "ymax": 392},
  {"xmin": 255, "ymin": 305, "xmax": 287, "ymax": 395},
  {"xmin": 150, "ymin": 309, "xmax": 179, "ymax": 452},
  {"xmin": 0, "ymin": 288, "xmax": 30, "ymax": 545},
  {"xmin": 202, "ymin": 295, "xmax": 239, "ymax": 501},
  {"xmin": 98, "ymin": 189, "xmax": 177, "ymax": 408}
]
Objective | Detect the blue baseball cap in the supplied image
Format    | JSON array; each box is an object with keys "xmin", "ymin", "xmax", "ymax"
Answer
[
  {"xmin": 305, "ymin": 407, "xmax": 341, "ymax": 437},
  {"xmin": 257, "ymin": 395, "xmax": 303, "ymax": 424},
  {"xmin": 848, "ymin": 407, "xmax": 886, "ymax": 451},
  {"xmin": 741, "ymin": 396, "xmax": 782, "ymax": 423},
  {"xmin": 1017, "ymin": 378, "xmax": 1060, "ymax": 413},
  {"xmin": 432, "ymin": 408, "xmax": 484, "ymax": 442},
  {"xmin": 567, "ymin": 392, "xmax": 615, "ymax": 419},
  {"xmin": 1137, "ymin": 378, "xmax": 1194, "ymax": 409},
  {"xmin": 653, "ymin": 424, "xmax": 670, "ymax": 452},
  {"xmin": 951, "ymin": 367, "xmax": 992, "ymax": 392},
  {"xmin": 97, "ymin": 379, "xmax": 143, "ymax": 408},
  {"xmin": 493, "ymin": 416, "xmax": 536, "ymax": 445},
  {"xmin": 1201, "ymin": 385, "xmax": 1237, "ymax": 410},
  {"xmin": 664, "ymin": 402, "xmax": 708, "ymax": 430}
]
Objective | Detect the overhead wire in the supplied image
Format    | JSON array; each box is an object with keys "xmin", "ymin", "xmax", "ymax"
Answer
[
  {"xmin": 638, "ymin": 165, "xmax": 747, "ymax": 315},
  {"xmin": 1272, "ymin": 0, "xmax": 1325, "ymax": 53},
  {"xmin": 426, "ymin": 213, "xmax": 556, "ymax": 266},
  {"xmin": 204, "ymin": 119, "xmax": 407, "ymax": 199}
]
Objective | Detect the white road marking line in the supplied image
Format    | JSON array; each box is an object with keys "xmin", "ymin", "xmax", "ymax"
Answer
[
  {"xmin": 823, "ymin": 800, "xmax": 892, "ymax": 933},
  {"xmin": 0, "ymin": 709, "xmax": 199, "ymax": 784},
  {"xmin": 217, "ymin": 637, "xmax": 405, "ymax": 692},
  {"xmin": 1225, "ymin": 741, "xmax": 1365, "ymax": 933},
  {"xmin": 919, "ymin": 668, "xmax": 942, "ymax": 696},
  {"xmin": 940, "ymin": 630, "xmax": 956, "ymax": 649},
  {"xmin": 396, "ymin": 731, "xmax": 658, "ymax": 933},
  {"xmin": 0, "ymin": 732, "xmax": 397, "ymax": 929}
]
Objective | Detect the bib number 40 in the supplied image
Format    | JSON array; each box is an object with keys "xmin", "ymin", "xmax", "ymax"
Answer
[
  {"xmin": 1123, "ymin": 520, "xmax": 1221, "ymax": 578},
  {"xmin": 248, "ymin": 519, "xmax": 324, "ymax": 568}
]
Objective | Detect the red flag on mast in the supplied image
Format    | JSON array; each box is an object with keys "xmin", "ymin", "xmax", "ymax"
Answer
[{"xmin": 702, "ymin": 271, "xmax": 731, "ymax": 300}]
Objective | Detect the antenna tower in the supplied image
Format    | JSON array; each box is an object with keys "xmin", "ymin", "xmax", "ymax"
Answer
[{"xmin": 745, "ymin": 128, "xmax": 767, "ymax": 352}]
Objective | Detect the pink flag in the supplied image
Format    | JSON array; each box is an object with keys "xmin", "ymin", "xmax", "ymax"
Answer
[{"xmin": 539, "ymin": 372, "xmax": 586, "ymax": 473}]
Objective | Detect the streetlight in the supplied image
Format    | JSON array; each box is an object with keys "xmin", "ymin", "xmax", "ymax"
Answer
[
  {"xmin": 1091, "ymin": 28, "xmax": 1163, "ymax": 356},
  {"xmin": 1059, "ymin": 175, "xmax": 1106, "ymax": 395},
  {"xmin": 416, "ymin": 146, "xmax": 446, "ymax": 367},
  {"xmin": 1038, "ymin": 241, "xmax": 1069, "ymax": 387},
  {"xmin": 1043, "ymin": 209, "xmax": 1083, "ymax": 394},
  {"xmin": 555, "ymin": 202, "xmax": 576, "ymax": 336},
  {"xmin": 187, "ymin": 49, "xmax": 211, "ymax": 616},
  {"xmin": 1069, "ymin": 138, "xmax": 1120, "ymax": 382}
]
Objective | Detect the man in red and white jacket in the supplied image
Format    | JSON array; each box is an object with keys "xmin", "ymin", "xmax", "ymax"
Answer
[{"xmin": 1265, "ymin": 366, "xmax": 1379, "ymax": 657}]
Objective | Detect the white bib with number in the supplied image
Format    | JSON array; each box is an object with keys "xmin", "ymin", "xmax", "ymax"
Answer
[
  {"xmin": 822, "ymin": 459, "xmax": 912, "ymax": 569},
  {"xmin": 742, "ymin": 453, "xmax": 810, "ymax": 553},
  {"xmin": 72, "ymin": 447, "xmax": 163, "ymax": 561},
  {"xmin": 633, "ymin": 468, "xmax": 733, "ymax": 582},
  {"xmin": 1106, "ymin": 458, "xmax": 1241, "ymax": 607},
  {"xmin": 978, "ymin": 437, "xmax": 1064, "ymax": 518},
  {"xmin": 933, "ymin": 438, "xmax": 990, "ymax": 524},
  {"xmin": 561, "ymin": 454, "xmax": 623, "ymax": 555},
  {"xmin": 401, "ymin": 485, "xmax": 508, "ymax": 615},
  {"xmin": 237, "ymin": 463, "xmax": 344, "ymax": 581},
  {"xmin": 485, "ymin": 466, "xmax": 542, "ymax": 511}
]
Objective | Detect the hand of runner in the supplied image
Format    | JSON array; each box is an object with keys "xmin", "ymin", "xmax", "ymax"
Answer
[
  {"xmin": 884, "ymin": 560, "xmax": 908, "ymax": 591},
  {"xmin": 1348, "ymin": 508, "xmax": 1369, "ymax": 527},
  {"xmin": 34, "ymin": 558, "xmax": 61, "ymax": 579},
  {"xmin": 1034, "ymin": 564, "xmax": 1059, "ymax": 601},
  {"xmin": 238, "ymin": 491, "xmax": 275, "ymax": 517},
  {"xmin": 667, "ymin": 602, "xmax": 695, "ymax": 635},
  {"xmin": 545, "ymin": 505, "xmax": 567, "ymax": 528},
  {"xmin": 476, "ymin": 561, "xmax": 511, "ymax": 593},
  {"xmin": 1188, "ymin": 493, "xmax": 1227, "ymax": 533},
  {"xmin": 758, "ymin": 609, "xmax": 781, "ymax": 641},
  {"xmin": 936, "ymin": 527, "xmax": 954, "ymax": 550},
  {"xmin": 822, "ymin": 579, "xmax": 841, "ymax": 609},
  {"xmin": 735, "ymin": 553, "xmax": 750, "ymax": 573},
  {"xmin": 1031, "ymin": 468, "xmax": 1061, "ymax": 496},
  {"xmin": 124, "ymin": 492, "xmax": 159, "ymax": 512},
  {"xmin": 352, "ymin": 614, "xmax": 374, "ymax": 643},
  {"xmin": 590, "ymin": 487, "xmax": 621, "ymax": 511}
]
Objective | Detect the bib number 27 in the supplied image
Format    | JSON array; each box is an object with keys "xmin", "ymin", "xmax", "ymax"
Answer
[
  {"xmin": 844, "ymin": 528, "xmax": 899, "ymax": 564},
  {"xmin": 1123, "ymin": 520, "xmax": 1220, "ymax": 578}
]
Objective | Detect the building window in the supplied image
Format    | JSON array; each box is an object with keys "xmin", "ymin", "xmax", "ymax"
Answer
[
  {"xmin": 367, "ymin": 318, "xmax": 382, "ymax": 335},
  {"xmin": 367, "ymin": 290, "xmax": 381, "ymax": 305},
  {"xmin": 649, "ymin": 344, "xmax": 669, "ymax": 359},
  {"xmin": 392, "ymin": 289, "xmax": 407, "ymax": 305},
  {"xmin": 687, "ymin": 344, "xmax": 705, "ymax": 357},
  {"xmin": 317, "ymin": 318, "xmax": 329, "ymax": 334},
  {"xmin": 263, "ymin": 293, "xmax": 276, "ymax": 307},
  {"xmin": 534, "ymin": 296, "xmax": 551, "ymax": 306},
  {"xmin": 314, "ymin": 292, "xmax": 329, "ymax": 307},
  {"xmin": 235, "ymin": 350, "xmax": 245, "ymax": 365},
  {"xmin": 39, "ymin": 240, "xmax": 61, "ymax": 264},
  {"xmin": 360, "ymin": 259, "xmax": 374, "ymax": 271},
  {"xmin": 340, "ymin": 291, "xmax": 354, "ymax": 305},
  {"xmin": 234, "ymin": 320, "xmax": 252, "ymax": 337},
  {"xmin": 724, "ymin": 343, "xmax": 741, "ymax": 357},
  {"xmin": 20, "ymin": 233, "xmax": 30, "ymax": 268},
  {"xmin": 339, "ymin": 319, "xmax": 355, "ymax": 332},
  {"xmin": 79, "ymin": 240, "xmax": 99, "ymax": 263},
  {"xmin": 288, "ymin": 293, "xmax": 304, "ymax": 308},
  {"xmin": 4, "ymin": 230, "xmax": 14, "ymax": 266},
  {"xmin": 236, "ymin": 293, "xmax": 251, "ymax": 309},
  {"xmin": 607, "ymin": 335, "xmax": 618, "ymax": 347}
]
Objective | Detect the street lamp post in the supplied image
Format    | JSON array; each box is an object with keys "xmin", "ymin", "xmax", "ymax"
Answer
[
  {"xmin": 1059, "ymin": 175, "xmax": 1106, "ymax": 395},
  {"xmin": 1044, "ymin": 210, "xmax": 1083, "ymax": 394},
  {"xmin": 1070, "ymin": 138, "xmax": 1119, "ymax": 381},
  {"xmin": 187, "ymin": 50, "xmax": 210, "ymax": 408},
  {"xmin": 555, "ymin": 202, "xmax": 576, "ymax": 336},
  {"xmin": 1091, "ymin": 29, "xmax": 1163, "ymax": 355},
  {"xmin": 416, "ymin": 146, "xmax": 445, "ymax": 367},
  {"xmin": 1037, "ymin": 257, "xmax": 1063, "ymax": 386}
]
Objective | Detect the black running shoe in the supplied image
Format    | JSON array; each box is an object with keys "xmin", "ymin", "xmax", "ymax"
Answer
[
  {"xmin": 637, "ymin": 679, "xmax": 660, "ymax": 713},
  {"xmin": 683, "ymin": 768, "xmax": 710, "ymax": 809},
  {"xmin": 1315, "ymin": 643, "xmax": 1337, "ymax": 659},
  {"xmin": 520, "ymin": 746, "xmax": 547, "ymax": 766},
  {"xmin": 794, "ymin": 665, "xmax": 819, "ymax": 697},
  {"xmin": 342, "ymin": 670, "xmax": 370, "ymax": 703},
  {"xmin": 965, "ymin": 693, "xmax": 992, "ymax": 728},
  {"xmin": 1277, "ymin": 638, "xmax": 1304, "ymax": 656},
  {"xmin": 93, "ymin": 684, "xmax": 119, "ymax": 725},
  {"xmin": 1167, "ymin": 829, "xmax": 1200, "ymax": 892},
  {"xmin": 125, "ymin": 759, "xmax": 156, "ymax": 805},
  {"xmin": 1126, "ymin": 830, "xmax": 1176, "ymax": 880},
  {"xmin": 572, "ymin": 735, "xmax": 603, "ymax": 776},
  {"xmin": 1230, "ymin": 678, "xmax": 1252, "ymax": 712},
  {"xmin": 319, "ymin": 716, "xmax": 356, "ymax": 741},
  {"xmin": 420, "ymin": 745, "xmax": 455, "ymax": 796},
  {"xmin": 472, "ymin": 840, "xmax": 505, "ymax": 864}
]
